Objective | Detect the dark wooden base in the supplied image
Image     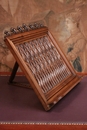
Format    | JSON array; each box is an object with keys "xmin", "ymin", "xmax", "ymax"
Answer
[{"xmin": 0, "ymin": 124, "xmax": 87, "ymax": 130}]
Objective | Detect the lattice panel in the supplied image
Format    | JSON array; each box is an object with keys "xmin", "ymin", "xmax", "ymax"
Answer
[{"xmin": 16, "ymin": 35, "xmax": 71, "ymax": 94}]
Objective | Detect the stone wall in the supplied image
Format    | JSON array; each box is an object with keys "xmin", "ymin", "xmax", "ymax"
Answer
[{"xmin": 0, "ymin": 0, "xmax": 87, "ymax": 72}]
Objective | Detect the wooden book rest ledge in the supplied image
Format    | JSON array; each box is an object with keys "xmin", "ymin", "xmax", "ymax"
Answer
[{"xmin": 4, "ymin": 23, "xmax": 82, "ymax": 111}]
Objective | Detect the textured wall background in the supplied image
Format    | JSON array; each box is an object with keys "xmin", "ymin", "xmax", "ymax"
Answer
[{"xmin": 0, "ymin": 0, "xmax": 87, "ymax": 72}]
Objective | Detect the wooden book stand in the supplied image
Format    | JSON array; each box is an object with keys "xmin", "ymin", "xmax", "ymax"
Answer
[{"xmin": 4, "ymin": 23, "xmax": 82, "ymax": 111}]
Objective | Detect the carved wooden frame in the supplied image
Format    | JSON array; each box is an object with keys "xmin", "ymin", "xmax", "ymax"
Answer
[{"xmin": 4, "ymin": 23, "xmax": 82, "ymax": 111}]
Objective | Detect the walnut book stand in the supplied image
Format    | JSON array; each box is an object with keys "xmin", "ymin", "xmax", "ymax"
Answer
[{"xmin": 4, "ymin": 23, "xmax": 82, "ymax": 111}]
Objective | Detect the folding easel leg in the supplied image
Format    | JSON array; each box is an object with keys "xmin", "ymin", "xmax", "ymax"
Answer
[
  {"xmin": 9, "ymin": 61, "xmax": 32, "ymax": 89},
  {"xmin": 9, "ymin": 61, "xmax": 19, "ymax": 83}
]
